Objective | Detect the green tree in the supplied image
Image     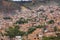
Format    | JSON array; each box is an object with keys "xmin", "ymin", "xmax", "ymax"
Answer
[
  {"xmin": 3, "ymin": 17, "xmax": 12, "ymax": 20},
  {"xmin": 24, "ymin": 27, "xmax": 36, "ymax": 40},
  {"xmin": 28, "ymin": 27, "xmax": 36, "ymax": 34},
  {"xmin": 43, "ymin": 37, "xmax": 50, "ymax": 40},
  {"xmin": 43, "ymin": 36, "xmax": 60, "ymax": 40},
  {"xmin": 54, "ymin": 26, "xmax": 57, "ymax": 32},
  {"xmin": 15, "ymin": 17, "xmax": 28, "ymax": 24},
  {"xmin": 4, "ymin": 25, "xmax": 25, "ymax": 40},
  {"xmin": 24, "ymin": 32, "xmax": 29, "ymax": 40},
  {"xmin": 48, "ymin": 20, "xmax": 54, "ymax": 24},
  {"xmin": 36, "ymin": 25, "xmax": 44, "ymax": 28}
]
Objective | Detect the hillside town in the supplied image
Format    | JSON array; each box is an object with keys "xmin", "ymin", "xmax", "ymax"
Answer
[{"xmin": 0, "ymin": 0, "xmax": 60, "ymax": 40}]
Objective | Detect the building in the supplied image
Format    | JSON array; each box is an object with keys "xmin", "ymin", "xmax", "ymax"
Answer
[{"xmin": 11, "ymin": 0, "xmax": 32, "ymax": 1}]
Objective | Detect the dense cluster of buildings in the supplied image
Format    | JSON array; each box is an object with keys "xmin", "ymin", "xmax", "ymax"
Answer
[{"xmin": 0, "ymin": 0, "xmax": 60, "ymax": 40}]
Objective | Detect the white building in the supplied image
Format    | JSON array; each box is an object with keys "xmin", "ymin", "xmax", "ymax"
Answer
[{"xmin": 15, "ymin": 36, "xmax": 22, "ymax": 40}]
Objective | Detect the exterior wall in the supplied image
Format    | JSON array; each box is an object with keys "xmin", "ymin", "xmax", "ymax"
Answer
[
  {"xmin": 0, "ymin": 36, "xmax": 10, "ymax": 40},
  {"xmin": 15, "ymin": 36, "xmax": 22, "ymax": 40},
  {"xmin": 44, "ymin": 32, "xmax": 56, "ymax": 37}
]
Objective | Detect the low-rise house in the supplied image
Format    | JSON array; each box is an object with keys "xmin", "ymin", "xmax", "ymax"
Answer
[
  {"xmin": 27, "ymin": 28, "xmax": 43, "ymax": 40},
  {"xmin": 44, "ymin": 32, "xmax": 57, "ymax": 37},
  {"xmin": 15, "ymin": 36, "xmax": 22, "ymax": 40}
]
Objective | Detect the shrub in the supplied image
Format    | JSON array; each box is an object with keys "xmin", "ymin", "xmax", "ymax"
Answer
[
  {"xmin": 3, "ymin": 17, "xmax": 12, "ymax": 20},
  {"xmin": 28, "ymin": 27, "xmax": 36, "ymax": 34},
  {"xmin": 15, "ymin": 17, "xmax": 28, "ymax": 24},
  {"xmin": 48, "ymin": 20, "xmax": 54, "ymax": 24},
  {"xmin": 36, "ymin": 25, "xmax": 44, "ymax": 28},
  {"xmin": 4, "ymin": 25, "xmax": 25, "ymax": 38}
]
